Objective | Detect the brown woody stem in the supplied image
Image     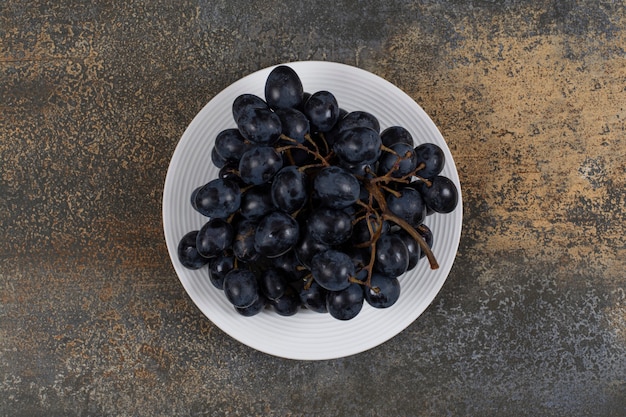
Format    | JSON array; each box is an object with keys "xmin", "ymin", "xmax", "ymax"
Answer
[{"xmin": 381, "ymin": 211, "xmax": 439, "ymax": 270}]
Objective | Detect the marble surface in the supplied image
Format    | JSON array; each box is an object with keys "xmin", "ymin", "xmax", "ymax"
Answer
[{"xmin": 1, "ymin": 1, "xmax": 625, "ymax": 416}]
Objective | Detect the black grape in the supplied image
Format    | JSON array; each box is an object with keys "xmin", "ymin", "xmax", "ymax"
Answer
[
  {"xmin": 239, "ymin": 183, "xmax": 274, "ymax": 221},
  {"xmin": 196, "ymin": 218, "xmax": 234, "ymax": 258},
  {"xmin": 218, "ymin": 162, "xmax": 245, "ymax": 186},
  {"xmin": 333, "ymin": 126, "xmax": 382, "ymax": 165},
  {"xmin": 326, "ymin": 283, "xmax": 364, "ymax": 321},
  {"xmin": 351, "ymin": 215, "xmax": 389, "ymax": 246},
  {"xmin": 364, "ymin": 273, "xmax": 401, "ymax": 308},
  {"xmin": 271, "ymin": 250, "xmax": 309, "ymax": 282},
  {"xmin": 259, "ymin": 268, "xmax": 288, "ymax": 301},
  {"xmin": 232, "ymin": 93, "xmax": 268, "ymax": 122},
  {"xmin": 237, "ymin": 107, "xmax": 282, "ymax": 145},
  {"xmin": 299, "ymin": 281, "xmax": 328, "ymax": 313},
  {"xmin": 310, "ymin": 249, "xmax": 355, "ymax": 291},
  {"xmin": 214, "ymin": 128, "xmax": 251, "ymax": 163},
  {"xmin": 294, "ymin": 231, "xmax": 330, "ymax": 269},
  {"xmin": 380, "ymin": 126, "xmax": 414, "ymax": 147},
  {"xmin": 265, "ymin": 65, "xmax": 304, "ymax": 110},
  {"xmin": 307, "ymin": 207, "xmax": 353, "ymax": 246},
  {"xmin": 191, "ymin": 178, "xmax": 241, "ymax": 219},
  {"xmin": 238, "ymin": 146, "xmax": 283, "ymax": 185},
  {"xmin": 208, "ymin": 252, "xmax": 235, "ymax": 289},
  {"xmin": 254, "ymin": 211, "xmax": 300, "ymax": 258},
  {"xmin": 271, "ymin": 166, "xmax": 307, "ymax": 213},
  {"xmin": 177, "ymin": 231, "xmax": 209, "ymax": 269},
  {"xmin": 275, "ymin": 107, "xmax": 310, "ymax": 143},
  {"xmin": 336, "ymin": 110, "xmax": 380, "ymax": 133},
  {"xmin": 386, "ymin": 186, "xmax": 426, "ymax": 229},
  {"xmin": 393, "ymin": 229, "xmax": 421, "ymax": 270},
  {"xmin": 417, "ymin": 175, "xmax": 459, "ymax": 213},
  {"xmin": 236, "ymin": 293, "xmax": 267, "ymax": 316},
  {"xmin": 414, "ymin": 143, "xmax": 445, "ymax": 179},
  {"xmin": 378, "ymin": 142, "xmax": 418, "ymax": 178},
  {"xmin": 313, "ymin": 166, "xmax": 360, "ymax": 210},
  {"xmin": 223, "ymin": 268, "xmax": 259, "ymax": 308},
  {"xmin": 324, "ymin": 107, "xmax": 349, "ymax": 145},
  {"xmin": 374, "ymin": 233, "xmax": 409, "ymax": 278},
  {"xmin": 232, "ymin": 219, "xmax": 260, "ymax": 262},
  {"xmin": 271, "ymin": 287, "xmax": 301, "ymax": 316},
  {"xmin": 303, "ymin": 90, "xmax": 340, "ymax": 132},
  {"xmin": 211, "ymin": 146, "xmax": 228, "ymax": 169}
]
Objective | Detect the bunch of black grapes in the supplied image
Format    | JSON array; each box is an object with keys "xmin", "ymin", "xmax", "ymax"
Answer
[{"xmin": 178, "ymin": 65, "xmax": 458, "ymax": 320}]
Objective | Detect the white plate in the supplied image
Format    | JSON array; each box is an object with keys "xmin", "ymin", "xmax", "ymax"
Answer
[{"xmin": 163, "ymin": 61, "xmax": 463, "ymax": 360}]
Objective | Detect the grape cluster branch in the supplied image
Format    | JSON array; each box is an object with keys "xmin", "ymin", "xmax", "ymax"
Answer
[{"xmin": 276, "ymin": 134, "xmax": 439, "ymax": 290}]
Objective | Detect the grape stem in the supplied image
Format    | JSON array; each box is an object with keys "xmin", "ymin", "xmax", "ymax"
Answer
[
  {"xmin": 382, "ymin": 211, "xmax": 439, "ymax": 270},
  {"xmin": 364, "ymin": 189, "xmax": 439, "ymax": 270},
  {"xmin": 276, "ymin": 134, "xmax": 331, "ymax": 167}
]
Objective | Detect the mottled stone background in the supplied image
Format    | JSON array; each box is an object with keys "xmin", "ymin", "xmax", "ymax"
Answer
[{"xmin": 1, "ymin": 0, "xmax": 625, "ymax": 416}]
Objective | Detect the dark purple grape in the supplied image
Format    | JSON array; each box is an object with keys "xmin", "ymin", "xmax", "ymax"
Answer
[
  {"xmin": 351, "ymin": 215, "xmax": 389, "ymax": 245},
  {"xmin": 326, "ymin": 283, "xmax": 364, "ymax": 320},
  {"xmin": 338, "ymin": 160, "xmax": 375, "ymax": 177},
  {"xmin": 393, "ymin": 229, "xmax": 421, "ymax": 270},
  {"xmin": 324, "ymin": 107, "xmax": 350, "ymax": 145},
  {"xmin": 364, "ymin": 273, "xmax": 401, "ymax": 308},
  {"xmin": 237, "ymin": 107, "xmax": 282, "ymax": 145},
  {"xmin": 307, "ymin": 207, "xmax": 353, "ymax": 246},
  {"xmin": 254, "ymin": 211, "xmax": 300, "ymax": 258},
  {"xmin": 192, "ymin": 178, "xmax": 241, "ymax": 219},
  {"xmin": 274, "ymin": 107, "xmax": 310, "ymax": 143},
  {"xmin": 336, "ymin": 110, "xmax": 380, "ymax": 133},
  {"xmin": 271, "ymin": 287, "xmax": 301, "ymax": 316},
  {"xmin": 311, "ymin": 249, "xmax": 355, "ymax": 291},
  {"xmin": 232, "ymin": 219, "xmax": 260, "ymax": 262},
  {"xmin": 218, "ymin": 162, "xmax": 245, "ymax": 186},
  {"xmin": 223, "ymin": 268, "xmax": 259, "ymax": 308},
  {"xmin": 380, "ymin": 126, "xmax": 414, "ymax": 147},
  {"xmin": 303, "ymin": 90, "xmax": 340, "ymax": 132},
  {"xmin": 414, "ymin": 143, "xmax": 445, "ymax": 179},
  {"xmin": 313, "ymin": 166, "xmax": 360, "ymax": 210},
  {"xmin": 386, "ymin": 186, "xmax": 426, "ymax": 229},
  {"xmin": 271, "ymin": 166, "xmax": 307, "ymax": 213},
  {"xmin": 238, "ymin": 146, "xmax": 283, "ymax": 185},
  {"xmin": 259, "ymin": 268, "xmax": 288, "ymax": 301},
  {"xmin": 334, "ymin": 126, "xmax": 382, "ymax": 165},
  {"xmin": 196, "ymin": 218, "xmax": 234, "ymax": 258},
  {"xmin": 378, "ymin": 142, "xmax": 418, "ymax": 178},
  {"xmin": 294, "ymin": 231, "xmax": 330, "ymax": 269},
  {"xmin": 265, "ymin": 65, "xmax": 304, "ymax": 110},
  {"xmin": 374, "ymin": 233, "xmax": 409, "ymax": 278},
  {"xmin": 177, "ymin": 231, "xmax": 209, "ymax": 269},
  {"xmin": 214, "ymin": 128, "xmax": 252, "ymax": 163},
  {"xmin": 295, "ymin": 91, "xmax": 312, "ymax": 112},
  {"xmin": 299, "ymin": 281, "xmax": 328, "ymax": 313},
  {"xmin": 239, "ymin": 184, "xmax": 274, "ymax": 221},
  {"xmin": 344, "ymin": 246, "xmax": 371, "ymax": 270},
  {"xmin": 271, "ymin": 250, "xmax": 308, "ymax": 282},
  {"xmin": 236, "ymin": 293, "xmax": 267, "ymax": 316},
  {"xmin": 211, "ymin": 147, "xmax": 228, "ymax": 168},
  {"xmin": 417, "ymin": 175, "xmax": 459, "ymax": 213},
  {"xmin": 208, "ymin": 252, "xmax": 235, "ymax": 289},
  {"xmin": 232, "ymin": 93, "xmax": 268, "ymax": 122}
]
